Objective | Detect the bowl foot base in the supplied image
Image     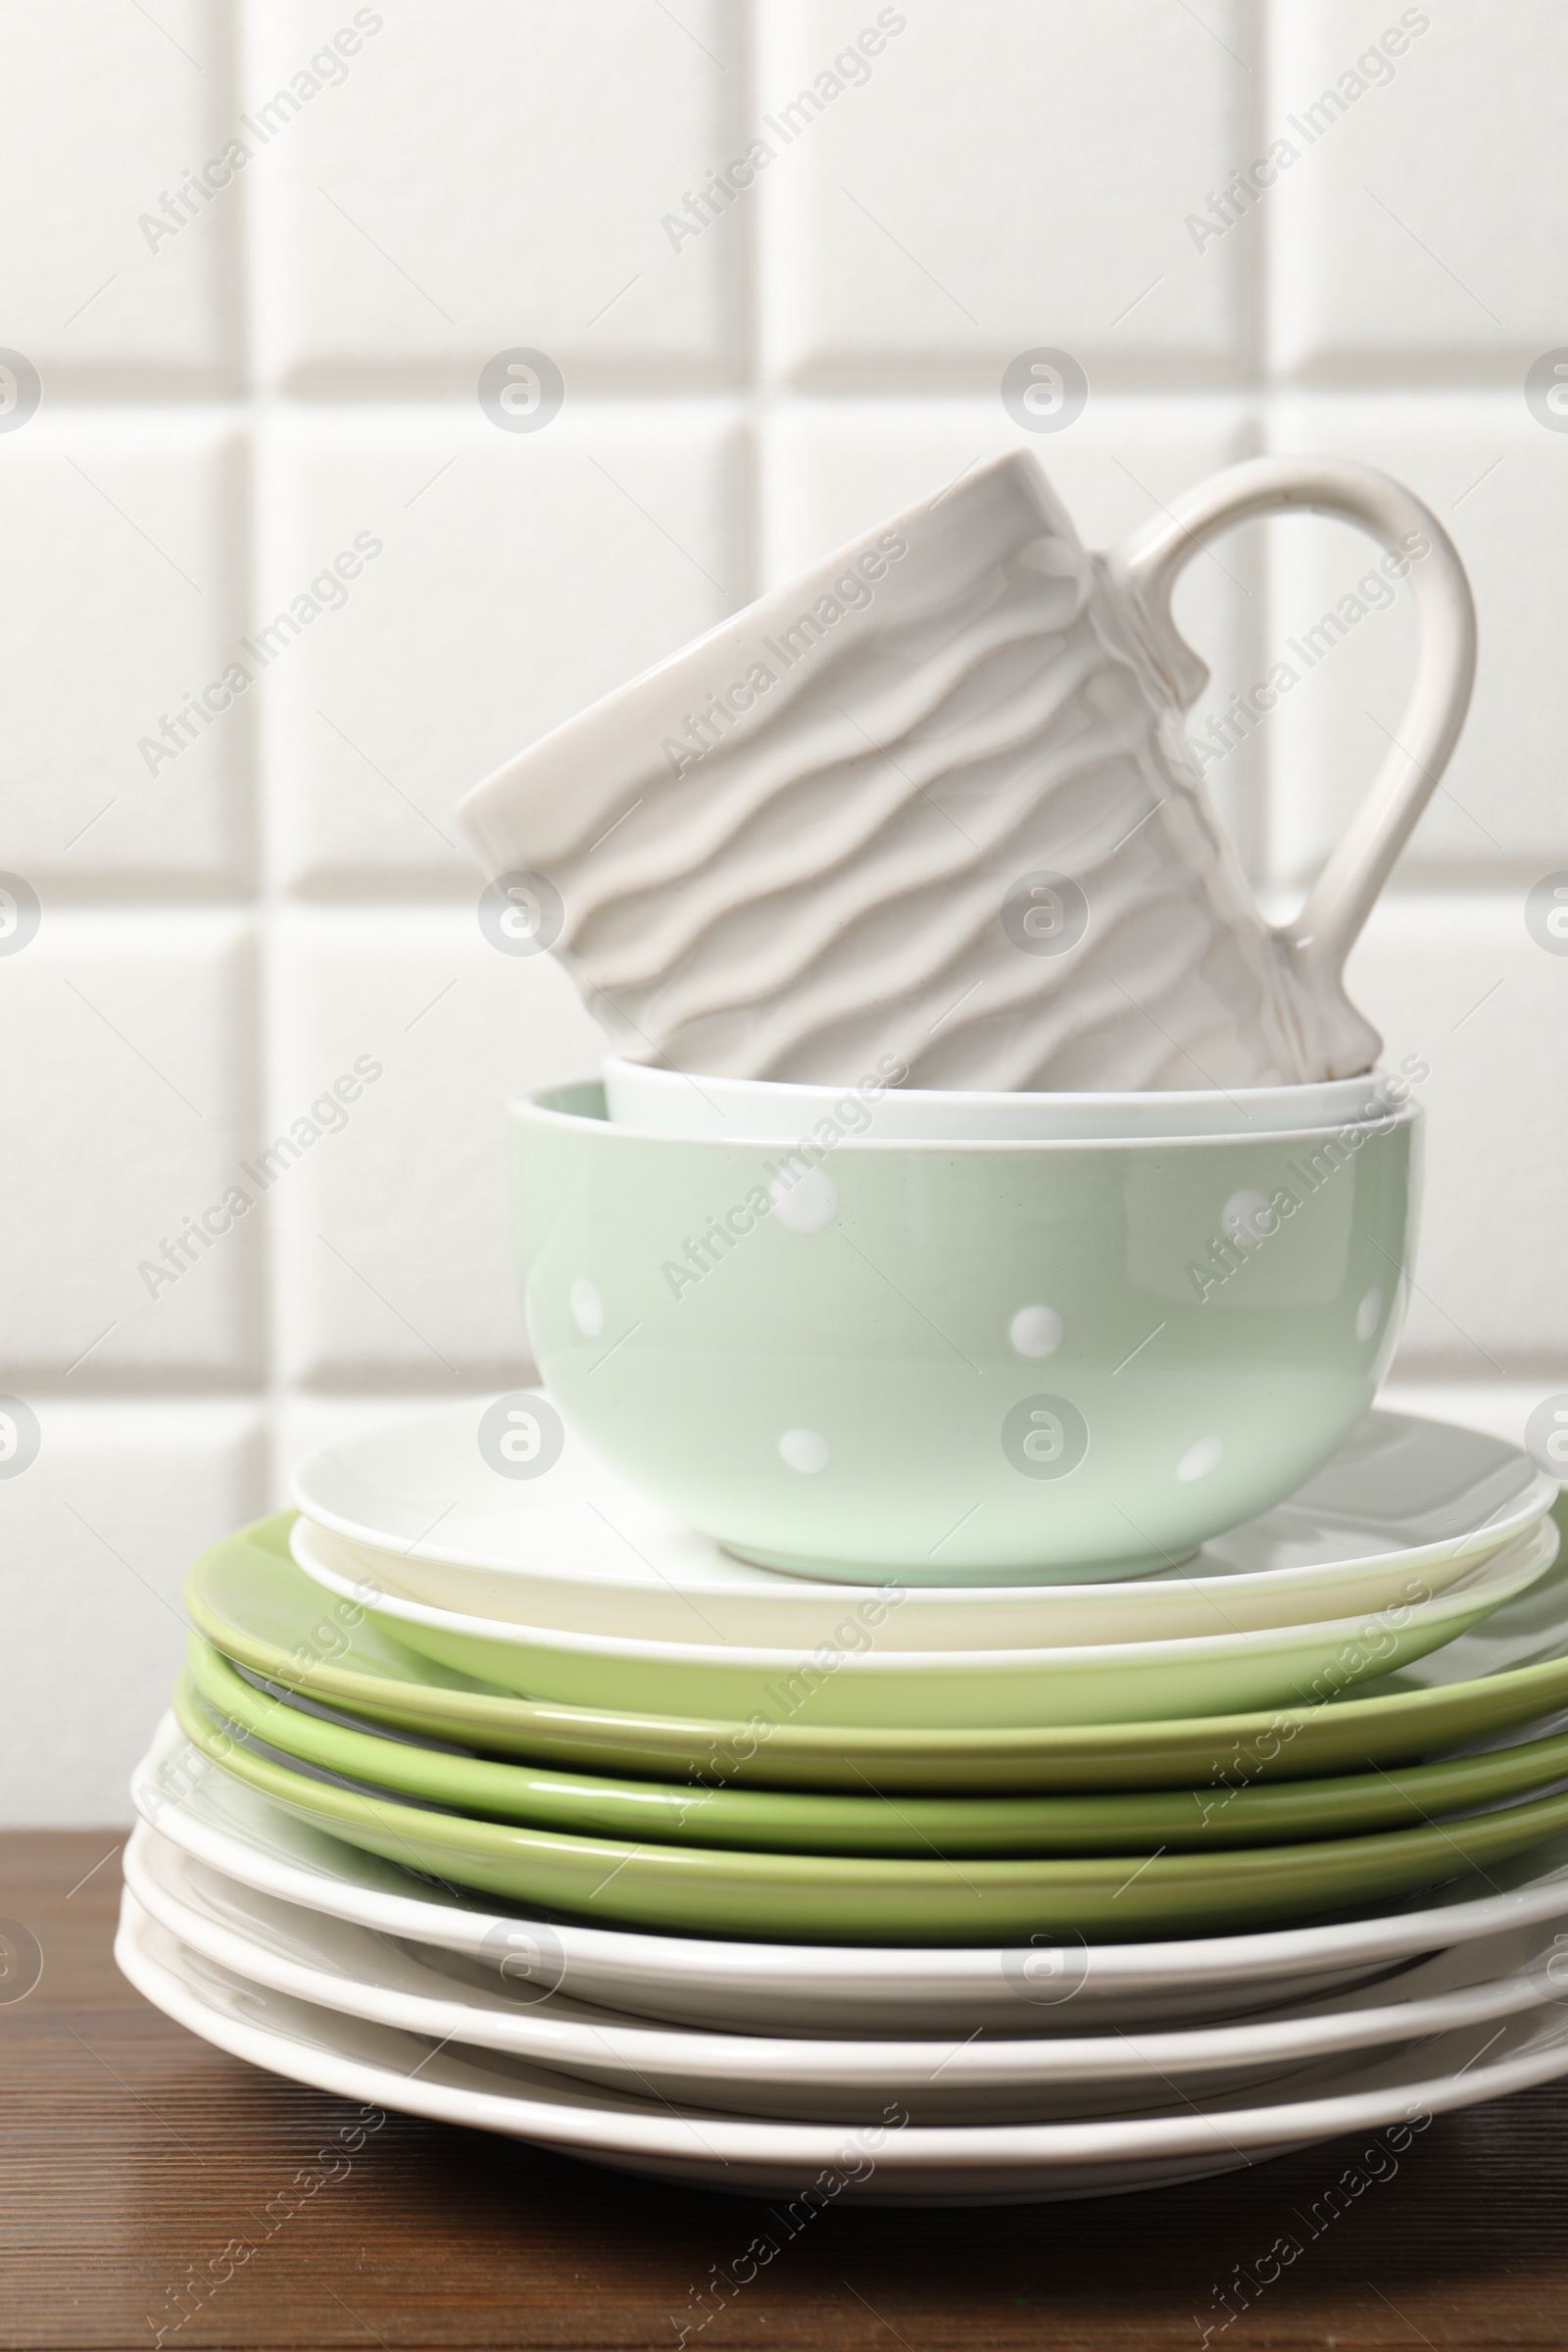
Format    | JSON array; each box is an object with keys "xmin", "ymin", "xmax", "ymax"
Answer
[{"xmin": 719, "ymin": 1541, "xmax": 1198, "ymax": 1590}]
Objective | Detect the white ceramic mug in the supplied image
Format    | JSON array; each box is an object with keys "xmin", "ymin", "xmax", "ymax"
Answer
[{"xmin": 460, "ymin": 452, "xmax": 1475, "ymax": 1092}]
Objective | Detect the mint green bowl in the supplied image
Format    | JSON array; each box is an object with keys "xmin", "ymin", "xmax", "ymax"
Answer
[{"xmin": 509, "ymin": 1083, "xmax": 1420, "ymax": 1586}]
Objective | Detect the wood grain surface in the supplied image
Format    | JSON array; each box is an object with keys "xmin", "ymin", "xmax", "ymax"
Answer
[{"xmin": 5, "ymin": 1830, "xmax": 1568, "ymax": 2350}]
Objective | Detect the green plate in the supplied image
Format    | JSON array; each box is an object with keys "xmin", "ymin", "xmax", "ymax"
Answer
[
  {"xmin": 185, "ymin": 1632, "xmax": 1568, "ymax": 1860},
  {"xmin": 188, "ymin": 1510, "xmax": 1568, "ymax": 1793},
  {"xmin": 172, "ymin": 1672, "xmax": 1568, "ymax": 1946}
]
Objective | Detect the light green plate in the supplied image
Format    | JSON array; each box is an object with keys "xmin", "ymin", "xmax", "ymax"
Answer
[
  {"xmin": 173, "ymin": 1672, "xmax": 1568, "ymax": 1946},
  {"xmin": 185, "ymin": 1632, "xmax": 1568, "ymax": 1860},
  {"xmin": 187, "ymin": 1512, "xmax": 1568, "ymax": 1793}
]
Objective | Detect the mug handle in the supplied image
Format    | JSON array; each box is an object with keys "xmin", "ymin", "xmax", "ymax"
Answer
[{"xmin": 1106, "ymin": 455, "xmax": 1476, "ymax": 1014}]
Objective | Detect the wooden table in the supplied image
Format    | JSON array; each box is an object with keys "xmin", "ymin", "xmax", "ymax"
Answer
[{"xmin": 6, "ymin": 1831, "xmax": 1568, "ymax": 2350}]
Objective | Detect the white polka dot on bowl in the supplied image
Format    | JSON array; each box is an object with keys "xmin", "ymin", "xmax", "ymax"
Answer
[
  {"xmin": 1221, "ymin": 1189, "xmax": 1272, "ymax": 1248},
  {"xmin": 568, "ymin": 1278, "xmax": 604, "ymax": 1338},
  {"xmin": 1176, "ymin": 1435, "xmax": 1223, "ymax": 1483},
  {"xmin": 778, "ymin": 1428, "xmax": 830, "ymax": 1473},
  {"xmin": 1009, "ymin": 1304, "xmax": 1063, "ymax": 1359},
  {"xmin": 769, "ymin": 1167, "xmax": 837, "ymax": 1234}
]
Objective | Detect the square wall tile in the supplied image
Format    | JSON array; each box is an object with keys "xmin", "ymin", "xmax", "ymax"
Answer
[
  {"xmin": 269, "ymin": 907, "xmax": 604, "ymax": 1387},
  {"xmin": 760, "ymin": 0, "xmax": 1254, "ymax": 385},
  {"xmin": 0, "ymin": 913, "xmax": 261, "ymax": 1381},
  {"xmin": 1268, "ymin": 1, "xmax": 1568, "ymax": 372},
  {"xmin": 0, "ymin": 1401, "xmax": 264, "ymax": 1823},
  {"xmin": 247, "ymin": 0, "xmax": 745, "ymax": 392},
  {"xmin": 0, "ymin": 0, "xmax": 240, "ymax": 393},
  {"xmin": 258, "ymin": 404, "xmax": 747, "ymax": 892},
  {"xmin": 1346, "ymin": 894, "xmax": 1568, "ymax": 1375},
  {"xmin": 761, "ymin": 397, "xmax": 1268, "ymax": 870},
  {"xmin": 0, "ymin": 413, "xmax": 251, "ymax": 888},
  {"xmin": 1264, "ymin": 398, "xmax": 1568, "ymax": 889}
]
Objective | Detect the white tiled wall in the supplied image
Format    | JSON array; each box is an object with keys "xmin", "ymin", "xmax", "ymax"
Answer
[{"xmin": 4, "ymin": 0, "xmax": 1567, "ymax": 1821}]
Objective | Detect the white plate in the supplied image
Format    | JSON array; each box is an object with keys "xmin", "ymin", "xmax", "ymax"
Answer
[
  {"xmin": 118, "ymin": 1891, "xmax": 1568, "ymax": 2205},
  {"xmin": 131, "ymin": 1713, "xmax": 1568, "ymax": 2036},
  {"xmin": 291, "ymin": 1405, "xmax": 1555, "ymax": 1651},
  {"xmin": 123, "ymin": 1821, "xmax": 1568, "ymax": 2129},
  {"xmin": 604, "ymin": 1056, "xmax": 1397, "ymax": 1142},
  {"xmin": 288, "ymin": 1514, "xmax": 1556, "ymax": 1732}
]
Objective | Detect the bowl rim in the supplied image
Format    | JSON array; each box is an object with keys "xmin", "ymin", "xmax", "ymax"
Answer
[{"xmin": 510, "ymin": 1074, "xmax": 1423, "ymax": 1153}]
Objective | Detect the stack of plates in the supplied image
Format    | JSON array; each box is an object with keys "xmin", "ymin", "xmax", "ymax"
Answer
[{"xmin": 120, "ymin": 1400, "xmax": 1568, "ymax": 2202}]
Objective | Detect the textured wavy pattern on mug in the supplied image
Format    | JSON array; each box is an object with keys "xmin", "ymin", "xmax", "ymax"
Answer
[{"xmin": 458, "ymin": 453, "xmax": 1476, "ymax": 1093}]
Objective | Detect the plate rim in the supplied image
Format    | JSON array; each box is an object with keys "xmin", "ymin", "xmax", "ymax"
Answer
[
  {"xmin": 287, "ymin": 1510, "xmax": 1559, "ymax": 1676},
  {"xmin": 115, "ymin": 1883, "xmax": 1568, "ymax": 2175},
  {"xmin": 186, "ymin": 1515, "xmax": 1568, "ymax": 1789},
  {"xmin": 121, "ymin": 1820, "xmax": 1561, "ymax": 2088},
  {"xmin": 183, "ymin": 1626, "xmax": 1568, "ymax": 1859},
  {"xmin": 166, "ymin": 1680, "xmax": 1568, "ymax": 1933},
  {"xmin": 129, "ymin": 1713, "xmax": 1568, "ymax": 1989}
]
